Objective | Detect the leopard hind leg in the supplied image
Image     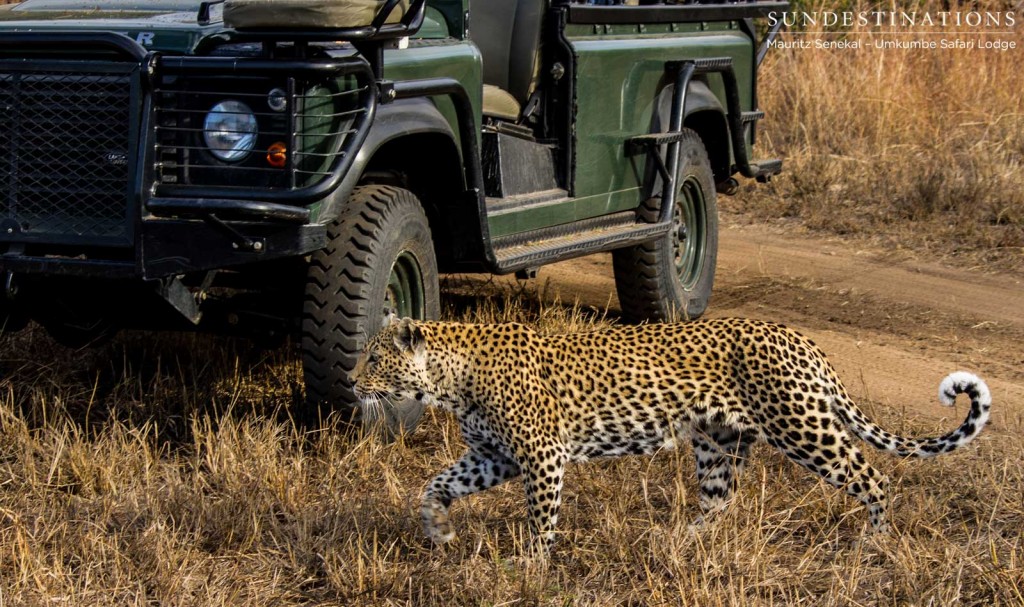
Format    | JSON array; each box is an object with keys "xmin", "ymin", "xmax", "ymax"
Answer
[
  {"xmin": 764, "ymin": 404, "xmax": 891, "ymax": 533},
  {"xmin": 691, "ymin": 423, "xmax": 756, "ymax": 524}
]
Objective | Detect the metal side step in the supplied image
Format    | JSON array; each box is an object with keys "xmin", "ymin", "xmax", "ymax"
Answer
[
  {"xmin": 741, "ymin": 110, "xmax": 765, "ymax": 123},
  {"xmin": 624, "ymin": 131, "xmax": 692, "ymax": 156},
  {"xmin": 751, "ymin": 158, "xmax": 783, "ymax": 182},
  {"xmin": 492, "ymin": 212, "xmax": 671, "ymax": 274},
  {"xmin": 690, "ymin": 57, "xmax": 733, "ymax": 72}
]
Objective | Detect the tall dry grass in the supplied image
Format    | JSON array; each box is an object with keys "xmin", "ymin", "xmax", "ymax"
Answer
[
  {"xmin": 2, "ymin": 288, "xmax": 1022, "ymax": 606},
  {"xmin": 737, "ymin": 0, "xmax": 1024, "ymax": 269}
]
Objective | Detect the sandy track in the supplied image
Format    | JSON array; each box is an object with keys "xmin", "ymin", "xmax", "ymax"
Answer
[{"xmin": 504, "ymin": 222, "xmax": 1024, "ymax": 431}]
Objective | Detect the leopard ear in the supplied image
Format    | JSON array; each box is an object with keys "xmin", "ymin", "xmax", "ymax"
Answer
[
  {"xmin": 393, "ymin": 318, "xmax": 426, "ymax": 356},
  {"xmin": 382, "ymin": 307, "xmax": 399, "ymax": 329}
]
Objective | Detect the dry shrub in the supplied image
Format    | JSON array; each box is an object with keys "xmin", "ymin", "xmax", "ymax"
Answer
[
  {"xmin": 1, "ymin": 285, "xmax": 1022, "ymax": 606},
  {"xmin": 736, "ymin": 0, "xmax": 1024, "ymax": 267}
]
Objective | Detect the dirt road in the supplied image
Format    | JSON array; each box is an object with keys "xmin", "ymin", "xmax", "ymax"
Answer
[{"xmin": 507, "ymin": 221, "xmax": 1024, "ymax": 432}]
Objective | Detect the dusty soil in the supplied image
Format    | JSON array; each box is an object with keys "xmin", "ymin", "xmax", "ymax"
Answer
[{"xmin": 464, "ymin": 218, "xmax": 1024, "ymax": 435}]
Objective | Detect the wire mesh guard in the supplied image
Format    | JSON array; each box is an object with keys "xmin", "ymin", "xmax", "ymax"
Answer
[
  {"xmin": 153, "ymin": 76, "xmax": 370, "ymax": 195},
  {"xmin": 0, "ymin": 65, "xmax": 136, "ymax": 245}
]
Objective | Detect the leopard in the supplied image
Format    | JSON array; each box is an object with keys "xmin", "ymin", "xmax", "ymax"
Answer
[{"xmin": 351, "ymin": 317, "xmax": 992, "ymax": 553}]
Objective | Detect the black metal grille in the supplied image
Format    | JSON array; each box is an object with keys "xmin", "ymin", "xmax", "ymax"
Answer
[{"xmin": 0, "ymin": 63, "xmax": 138, "ymax": 246}]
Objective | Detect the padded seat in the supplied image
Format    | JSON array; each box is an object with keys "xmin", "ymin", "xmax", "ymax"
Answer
[
  {"xmin": 473, "ymin": 0, "xmax": 546, "ymax": 121},
  {"xmin": 224, "ymin": 0, "xmax": 408, "ymax": 30},
  {"xmin": 482, "ymin": 85, "xmax": 522, "ymax": 121}
]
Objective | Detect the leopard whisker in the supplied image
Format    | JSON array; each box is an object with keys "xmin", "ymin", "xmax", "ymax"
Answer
[{"xmin": 358, "ymin": 392, "xmax": 391, "ymax": 424}]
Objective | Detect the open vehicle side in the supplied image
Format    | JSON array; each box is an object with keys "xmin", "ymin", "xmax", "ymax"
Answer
[{"xmin": 0, "ymin": 0, "xmax": 785, "ymax": 427}]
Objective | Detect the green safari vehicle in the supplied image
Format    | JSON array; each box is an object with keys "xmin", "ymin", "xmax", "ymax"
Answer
[{"xmin": 0, "ymin": 0, "xmax": 784, "ymax": 426}]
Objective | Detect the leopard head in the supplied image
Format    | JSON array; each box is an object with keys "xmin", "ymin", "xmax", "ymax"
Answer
[{"xmin": 351, "ymin": 317, "xmax": 434, "ymax": 419}]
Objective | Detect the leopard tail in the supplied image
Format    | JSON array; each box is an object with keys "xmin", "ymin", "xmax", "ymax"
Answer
[{"xmin": 833, "ymin": 371, "xmax": 991, "ymax": 458}]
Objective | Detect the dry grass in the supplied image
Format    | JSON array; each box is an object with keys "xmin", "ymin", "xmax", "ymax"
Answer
[
  {"xmin": 732, "ymin": 0, "xmax": 1024, "ymax": 271},
  {"xmin": 2, "ymin": 287, "xmax": 1022, "ymax": 606}
]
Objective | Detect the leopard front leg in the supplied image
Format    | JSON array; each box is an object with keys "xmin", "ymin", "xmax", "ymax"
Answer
[{"xmin": 421, "ymin": 449, "xmax": 521, "ymax": 545}]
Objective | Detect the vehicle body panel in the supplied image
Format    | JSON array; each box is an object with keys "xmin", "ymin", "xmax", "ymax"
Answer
[
  {"xmin": 486, "ymin": 21, "xmax": 754, "ymax": 239},
  {"xmin": 380, "ymin": 39, "xmax": 482, "ymax": 151},
  {"xmin": 570, "ymin": 26, "xmax": 753, "ymax": 200}
]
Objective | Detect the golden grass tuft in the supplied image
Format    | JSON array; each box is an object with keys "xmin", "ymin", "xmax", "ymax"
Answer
[{"xmin": 1, "ymin": 285, "xmax": 1022, "ymax": 605}]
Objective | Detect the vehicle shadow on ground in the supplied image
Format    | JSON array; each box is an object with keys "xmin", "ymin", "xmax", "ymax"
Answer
[
  {"xmin": 0, "ymin": 279, "xmax": 616, "ymax": 448},
  {"xmin": 0, "ymin": 323, "xmax": 308, "ymax": 447}
]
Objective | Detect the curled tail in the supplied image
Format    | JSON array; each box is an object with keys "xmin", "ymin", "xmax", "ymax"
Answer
[{"xmin": 835, "ymin": 371, "xmax": 992, "ymax": 458}]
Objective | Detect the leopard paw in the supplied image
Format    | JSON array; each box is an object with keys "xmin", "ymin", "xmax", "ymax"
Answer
[{"xmin": 421, "ymin": 500, "xmax": 456, "ymax": 545}]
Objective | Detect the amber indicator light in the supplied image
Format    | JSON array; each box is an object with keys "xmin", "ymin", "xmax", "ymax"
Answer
[{"xmin": 266, "ymin": 142, "xmax": 287, "ymax": 168}]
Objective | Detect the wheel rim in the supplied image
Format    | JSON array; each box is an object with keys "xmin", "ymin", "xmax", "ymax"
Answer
[
  {"xmin": 386, "ymin": 250, "xmax": 426, "ymax": 319},
  {"xmin": 672, "ymin": 175, "xmax": 707, "ymax": 291}
]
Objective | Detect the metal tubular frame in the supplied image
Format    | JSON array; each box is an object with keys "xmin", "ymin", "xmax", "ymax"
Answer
[
  {"xmin": 631, "ymin": 56, "xmax": 782, "ymax": 227},
  {"xmin": 660, "ymin": 61, "xmax": 697, "ymax": 225},
  {"xmin": 151, "ymin": 56, "xmax": 377, "ymax": 211},
  {"xmin": 390, "ymin": 77, "xmax": 493, "ymax": 267}
]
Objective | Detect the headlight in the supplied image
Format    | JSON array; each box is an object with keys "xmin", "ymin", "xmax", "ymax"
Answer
[{"xmin": 203, "ymin": 100, "xmax": 258, "ymax": 162}]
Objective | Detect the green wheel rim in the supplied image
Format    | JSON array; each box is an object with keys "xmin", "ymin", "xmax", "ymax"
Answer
[
  {"xmin": 672, "ymin": 175, "xmax": 707, "ymax": 291},
  {"xmin": 386, "ymin": 250, "xmax": 426, "ymax": 319}
]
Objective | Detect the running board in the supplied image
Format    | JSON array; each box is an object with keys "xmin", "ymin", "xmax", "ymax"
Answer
[{"xmin": 492, "ymin": 212, "xmax": 670, "ymax": 274}]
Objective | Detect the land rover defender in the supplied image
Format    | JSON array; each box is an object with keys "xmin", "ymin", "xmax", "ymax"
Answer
[{"xmin": 0, "ymin": 0, "xmax": 784, "ymax": 425}]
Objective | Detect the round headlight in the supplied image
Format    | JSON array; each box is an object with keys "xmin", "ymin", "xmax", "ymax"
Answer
[{"xmin": 203, "ymin": 100, "xmax": 257, "ymax": 162}]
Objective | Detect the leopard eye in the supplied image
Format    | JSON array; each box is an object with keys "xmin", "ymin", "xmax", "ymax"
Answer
[{"xmin": 368, "ymin": 352, "xmax": 380, "ymax": 365}]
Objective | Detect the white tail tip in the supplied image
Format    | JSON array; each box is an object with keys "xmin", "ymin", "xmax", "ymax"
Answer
[{"xmin": 938, "ymin": 371, "xmax": 990, "ymax": 407}]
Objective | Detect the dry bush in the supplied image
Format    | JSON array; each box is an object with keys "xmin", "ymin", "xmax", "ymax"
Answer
[
  {"xmin": 1, "ymin": 286, "xmax": 1022, "ymax": 606},
  {"xmin": 734, "ymin": 0, "xmax": 1024, "ymax": 269}
]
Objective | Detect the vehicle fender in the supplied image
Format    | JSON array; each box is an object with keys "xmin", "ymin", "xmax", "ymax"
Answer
[
  {"xmin": 316, "ymin": 97, "xmax": 462, "ymax": 225},
  {"xmin": 652, "ymin": 80, "xmax": 732, "ymax": 183}
]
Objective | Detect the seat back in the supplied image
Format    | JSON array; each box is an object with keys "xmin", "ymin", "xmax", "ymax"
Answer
[
  {"xmin": 472, "ymin": 0, "xmax": 546, "ymax": 104},
  {"xmin": 225, "ymin": 0, "xmax": 409, "ymax": 30}
]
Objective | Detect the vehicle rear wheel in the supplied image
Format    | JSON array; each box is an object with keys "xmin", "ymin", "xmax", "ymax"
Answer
[
  {"xmin": 302, "ymin": 185, "xmax": 439, "ymax": 433},
  {"xmin": 613, "ymin": 128, "xmax": 718, "ymax": 322}
]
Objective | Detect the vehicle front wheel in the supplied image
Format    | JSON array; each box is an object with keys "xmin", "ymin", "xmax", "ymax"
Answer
[
  {"xmin": 301, "ymin": 185, "xmax": 439, "ymax": 433},
  {"xmin": 613, "ymin": 128, "xmax": 718, "ymax": 323}
]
